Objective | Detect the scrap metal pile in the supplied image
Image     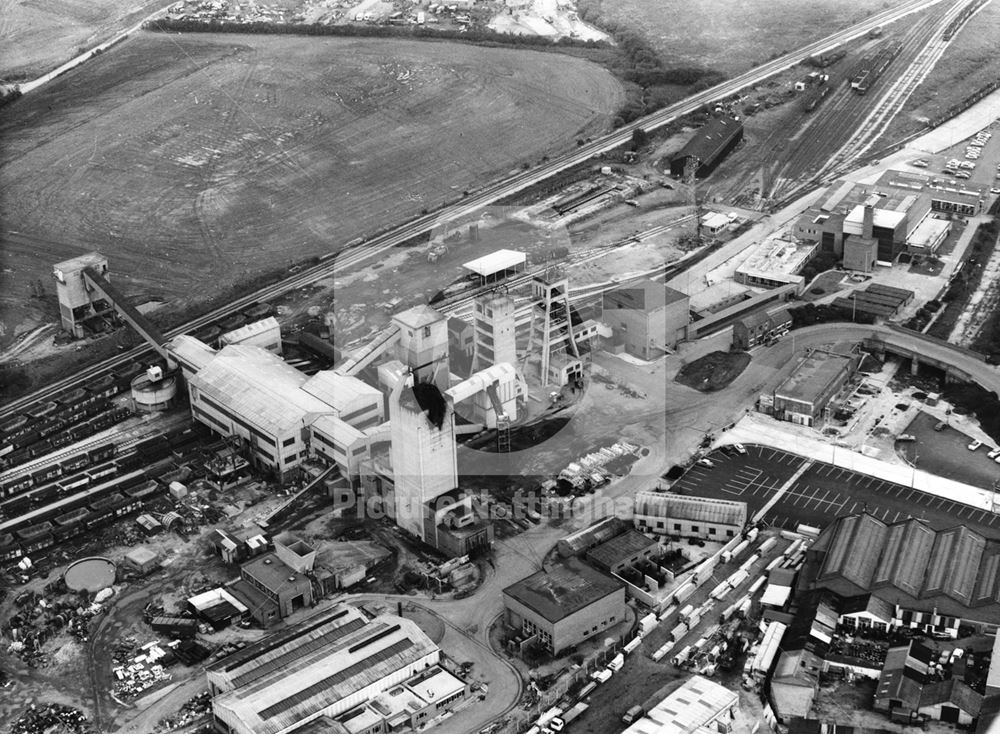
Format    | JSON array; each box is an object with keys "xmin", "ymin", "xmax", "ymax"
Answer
[
  {"xmin": 3, "ymin": 591, "xmax": 105, "ymax": 666},
  {"xmin": 112, "ymin": 636, "xmax": 174, "ymax": 699},
  {"xmin": 11, "ymin": 704, "xmax": 93, "ymax": 734}
]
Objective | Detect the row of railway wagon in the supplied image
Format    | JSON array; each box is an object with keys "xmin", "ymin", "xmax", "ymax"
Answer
[
  {"xmin": 0, "ymin": 425, "xmax": 212, "ymax": 565},
  {"xmin": 0, "ymin": 364, "xmax": 149, "ymax": 470}
]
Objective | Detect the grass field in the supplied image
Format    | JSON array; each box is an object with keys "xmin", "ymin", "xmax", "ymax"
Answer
[
  {"xmin": 0, "ymin": 0, "xmax": 172, "ymax": 81},
  {"xmin": 589, "ymin": 0, "xmax": 912, "ymax": 75},
  {"xmin": 0, "ymin": 32, "xmax": 622, "ymax": 348},
  {"xmin": 886, "ymin": 0, "xmax": 1000, "ymax": 137}
]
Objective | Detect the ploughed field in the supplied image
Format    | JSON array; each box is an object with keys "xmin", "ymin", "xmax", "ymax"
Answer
[{"xmin": 0, "ymin": 32, "xmax": 622, "ymax": 334}]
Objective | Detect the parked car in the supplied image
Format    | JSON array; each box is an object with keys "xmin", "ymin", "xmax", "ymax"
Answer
[
  {"xmin": 988, "ymin": 448, "xmax": 1000, "ymax": 459},
  {"xmin": 897, "ymin": 434, "xmax": 916, "ymax": 442},
  {"xmin": 933, "ymin": 421, "xmax": 947, "ymax": 431},
  {"xmin": 968, "ymin": 440, "xmax": 983, "ymax": 451},
  {"xmin": 732, "ymin": 443, "xmax": 747, "ymax": 455},
  {"xmin": 696, "ymin": 458, "xmax": 715, "ymax": 468}
]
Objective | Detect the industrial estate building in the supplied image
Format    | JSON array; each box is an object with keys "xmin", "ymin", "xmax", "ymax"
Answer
[
  {"xmin": 622, "ymin": 675, "xmax": 739, "ymax": 734},
  {"xmin": 669, "ymin": 117, "xmax": 744, "ymax": 178},
  {"xmin": 502, "ymin": 557, "xmax": 626, "ymax": 654},
  {"xmin": 810, "ymin": 513, "xmax": 1000, "ymax": 629},
  {"xmin": 793, "ymin": 171, "xmax": 977, "ymax": 264},
  {"xmin": 207, "ymin": 605, "xmax": 468, "ymax": 734},
  {"xmin": 769, "ymin": 345, "xmax": 860, "ymax": 427},
  {"xmin": 633, "ymin": 492, "xmax": 748, "ymax": 541}
]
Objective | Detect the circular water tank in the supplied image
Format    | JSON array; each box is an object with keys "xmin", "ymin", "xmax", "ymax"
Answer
[
  {"xmin": 131, "ymin": 372, "xmax": 177, "ymax": 412},
  {"xmin": 64, "ymin": 556, "xmax": 117, "ymax": 593}
]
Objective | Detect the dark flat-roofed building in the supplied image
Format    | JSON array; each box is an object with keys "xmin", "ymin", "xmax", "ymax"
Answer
[
  {"xmin": 772, "ymin": 345, "xmax": 860, "ymax": 427},
  {"xmin": 586, "ymin": 528, "xmax": 659, "ymax": 574},
  {"xmin": 502, "ymin": 557, "xmax": 626, "ymax": 654},
  {"xmin": 232, "ymin": 552, "xmax": 314, "ymax": 627},
  {"xmin": 732, "ymin": 307, "xmax": 792, "ymax": 350},
  {"xmin": 669, "ymin": 117, "xmax": 744, "ymax": 178}
]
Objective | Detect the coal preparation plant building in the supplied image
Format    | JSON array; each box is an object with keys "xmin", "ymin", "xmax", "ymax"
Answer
[
  {"xmin": 669, "ymin": 116, "xmax": 744, "ymax": 179},
  {"xmin": 502, "ymin": 557, "xmax": 626, "ymax": 654}
]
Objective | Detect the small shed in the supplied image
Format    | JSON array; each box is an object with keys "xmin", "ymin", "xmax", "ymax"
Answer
[{"xmin": 125, "ymin": 546, "xmax": 160, "ymax": 575}]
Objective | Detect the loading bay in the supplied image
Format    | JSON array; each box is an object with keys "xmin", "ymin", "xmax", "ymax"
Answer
[{"xmin": 670, "ymin": 445, "xmax": 1000, "ymax": 535}]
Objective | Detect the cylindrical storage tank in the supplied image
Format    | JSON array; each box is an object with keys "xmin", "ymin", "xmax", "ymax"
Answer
[
  {"xmin": 708, "ymin": 644, "xmax": 722, "ymax": 662},
  {"xmin": 710, "ymin": 580, "xmax": 730, "ymax": 600},
  {"xmin": 748, "ymin": 576, "xmax": 766, "ymax": 595},
  {"xmin": 687, "ymin": 610, "xmax": 702, "ymax": 629},
  {"xmin": 695, "ymin": 559, "xmax": 717, "ymax": 584},
  {"xmin": 759, "ymin": 537, "xmax": 778, "ymax": 554},
  {"xmin": 130, "ymin": 371, "xmax": 178, "ymax": 413},
  {"xmin": 692, "ymin": 635, "xmax": 708, "ymax": 651},
  {"xmin": 672, "ymin": 645, "xmax": 691, "ymax": 666},
  {"xmin": 721, "ymin": 550, "xmax": 733, "ymax": 564},
  {"xmin": 720, "ymin": 603, "xmax": 738, "ymax": 623},
  {"xmin": 679, "ymin": 604, "xmax": 695, "ymax": 623},
  {"xmin": 738, "ymin": 597, "xmax": 753, "ymax": 617},
  {"xmin": 765, "ymin": 556, "xmax": 784, "ymax": 574},
  {"xmin": 669, "ymin": 622, "xmax": 688, "ymax": 643},
  {"xmin": 639, "ymin": 613, "xmax": 658, "ymax": 635},
  {"xmin": 747, "ymin": 527, "xmax": 760, "ymax": 542},
  {"xmin": 652, "ymin": 641, "xmax": 673, "ymax": 662}
]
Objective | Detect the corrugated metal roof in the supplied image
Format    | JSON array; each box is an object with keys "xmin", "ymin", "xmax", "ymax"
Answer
[
  {"xmin": 301, "ymin": 371, "xmax": 381, "ymax": 413},
  {"xmin": 623, "ymin": 675, "xmax": 737, "ymax": 734},
  {"xmin": 168, "ymin": 335, "xmax": 217, "ymax": 372},
  {"xmin": 634, "ymin": 492, "xmax": 747, "ymax": 527},
  {"xmin": 213, "ymin": 614, "xmax": 438, "ymax": 734},
  {"xmin": 221, "ymin": 317, "xmax": 280, "ymax": 345},
  {"xmin": 392, "ymin": 304, "xmax": 444, "ymax": 329},
  {"xmin": 191, "ymin": 345, "xmax": 332, "ymax": 436}
]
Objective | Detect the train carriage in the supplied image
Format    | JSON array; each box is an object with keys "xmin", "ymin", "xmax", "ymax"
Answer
[
  {"xmin": 88, "ymin": 443, "xmax": 116, "ymax": 464},
  {"xmin": 58, "ymin": 473, "xmax": 91, "ymax": 494},
  {"xmin": 60, "ymin": 453, "xmax": 91, "ymax": 473},
  {"xmin": 2, "ymin": 475, "xmax": 35, "ymax": 498}
]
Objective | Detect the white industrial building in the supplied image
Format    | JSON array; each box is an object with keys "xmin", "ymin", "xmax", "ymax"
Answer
[
  {"xmin": 633, "ymin": 492, "xmax": 747, "ymax": 541},
  {"xmin": 207, "ymin": 605, "xmax": 466, "ymax": 734},
  {"xmin": 622, "ymin": 675, "xmax": 739, "ymax": 734},
  {"xmin": 220, "ymin": 317, "xmax": 282, "ymax": 354},
  {"xmin": 176, "ymin": 340, "xmax": 382, "ymax": 483}
]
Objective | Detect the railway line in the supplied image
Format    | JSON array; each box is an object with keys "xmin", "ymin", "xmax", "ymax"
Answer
[
  {"xmin": 0, "ymin": 0, "xmax": 947, "ymax": 422},
  {"xmin": 818, "ymin": 0, "xmax": 984, "ymax": 181},
  {"xmin": 768, "ymin": 0, "xmax": 958, "ymax": 201}
]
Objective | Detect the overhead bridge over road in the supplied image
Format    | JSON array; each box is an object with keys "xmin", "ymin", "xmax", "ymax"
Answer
[
  {"xmin": 861, "ymin": 325, "xmax": 988, "ymax": 385},
  {"xmin": 788, "ymin": 323, "xmax": 1000, "ymax": 393}
]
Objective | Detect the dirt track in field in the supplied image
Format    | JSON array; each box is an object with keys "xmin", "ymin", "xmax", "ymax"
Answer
[{"xmin": 0, "ymin": 32, "xmax": 623, "ymax": 347}]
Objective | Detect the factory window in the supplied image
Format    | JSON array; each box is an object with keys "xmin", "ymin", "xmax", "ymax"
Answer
[
  {"xmin": 352, "ymin": 446, "xmax": 367, "ymax": 456},
  {"xmin": 341, "ymin": 405, "xmax": 375, "ymax": 423},
  {"xmin": 285, "ymin": 454, "xmax": 296, "ymax": 464},
  {"xmin": 423, "ymin": 326, "xmax": 431, "ymax": 338},
  {"xmin": 282, "ymin": 437, "xmax": 295, "ymax": 447},
  {"xmin": 727, "ymin": 530, "xmax": 735, "ymax": 538},
  {"xmin": 708, "ymin": 527, "xmax": 716, "ymax": 535},
  {"xmin": 691, "ymin": 525, "xmax": 699, "ymax": 533},
  {"xmin": 674, "ymin": 523, "xmax": 682, "ymax": 531}
]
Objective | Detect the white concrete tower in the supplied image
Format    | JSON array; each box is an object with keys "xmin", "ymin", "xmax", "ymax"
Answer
[
  {"xmin": 392, "ymin": 305, "xmax": 450, "ymax": 393},
  {"xmin": 388, "ymin": 373, "xmax": 458, "ymax": 540},
  {"xmin": 472, "ymin": 290, "xmax": 517, "ymax": 373}
]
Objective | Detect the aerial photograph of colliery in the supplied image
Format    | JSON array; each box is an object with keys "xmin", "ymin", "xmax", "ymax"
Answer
[{"xmin": 3, "ymin": 0, "xmax": 1000, "ymax": 733}]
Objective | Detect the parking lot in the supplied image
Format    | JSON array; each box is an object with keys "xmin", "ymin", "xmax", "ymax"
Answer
[{"xmin": 671, "ymin": 445, "xmax": 1000, "ymax": 536}]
